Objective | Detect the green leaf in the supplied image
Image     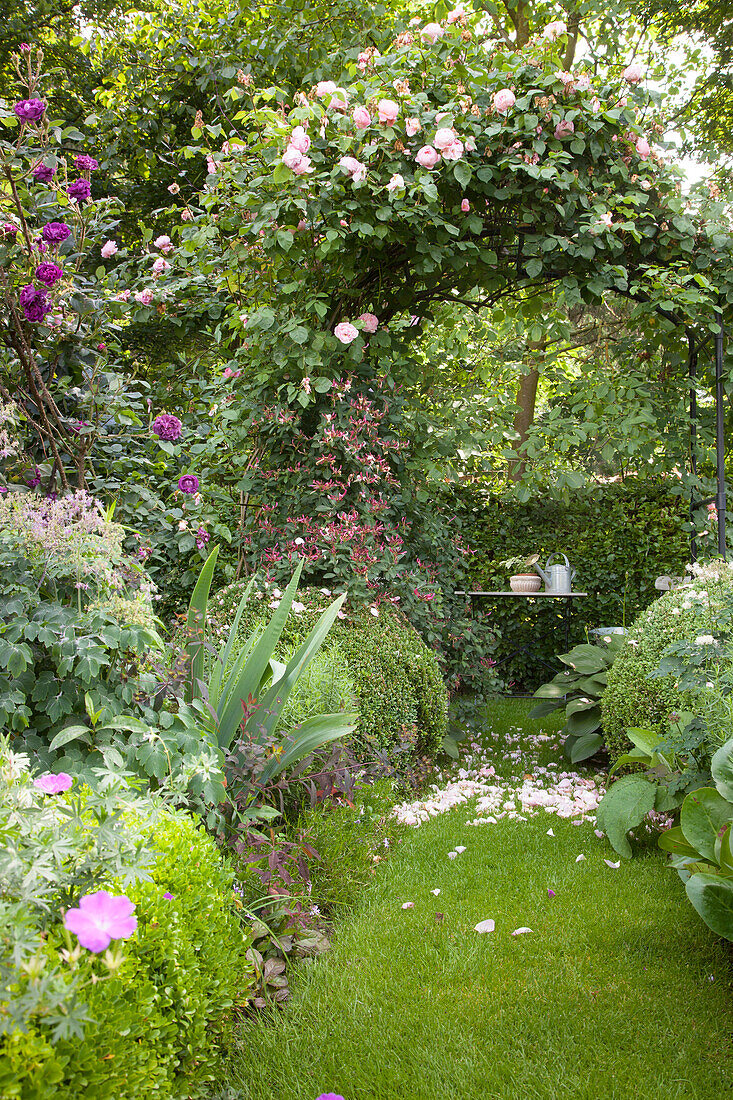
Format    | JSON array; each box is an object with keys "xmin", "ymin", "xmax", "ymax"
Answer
[
  {"xmin": 185, "ymin": 545, "xmax": 220, "ymax": 703},
  {"xmin": 48, "ymin": 724, "xmax": 91, "ymax": 751},
  {"xmin": 686, "ymin": 872, "xmax": 733, "ymax": 940},
  {"xmin": 711, "ymin": 738, "xmax": 733, "ymax": 801},
  {"xmin": 569, "ymin": 732, "xmax": 603, "ymax": 762},
  {"xmin": 565, "ymin": 707, "xmax": 602, "ymax": 738},
  {"xmin": 680, "ymin": 787, "xmax": 733, "ymax": 864},
  {"xmin": 453, "ymin": 161, "xmax": 472, "ymax": 188},
  {"xmin": 596, "ymin": 775, "xmax": 656, "ymax": 859},
  {"xmin": 525, "ymin": 258, "xmax": 543, "ymax": 279},
  {"xmin": 658, "ymin": 826, "xmax": 699, "ymax": 858}
]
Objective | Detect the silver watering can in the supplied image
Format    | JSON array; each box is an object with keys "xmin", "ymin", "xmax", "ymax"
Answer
[{"xmin": 535, "ymin": 553, "xmax": 576, "ymax": 594}]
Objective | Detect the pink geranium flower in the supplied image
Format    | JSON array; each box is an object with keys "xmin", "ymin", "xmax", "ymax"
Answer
[
  {"xmin": 334, "ymin": 321, "xmax": 358, "ymax": 344},
  {"xmin": 493, "ymin": 88, "xmax": 516, "ymax": 112},
  {"xmin": 34, "ymin": 772, "xmax": 73, "ymax": 794},
  {"xmin": 64, "ymin": 890, "xmax": 137, "ymax": 953},
  {"xmin": 415, "ymin": 145, "xmax": 440, "ymax": 168},
  {"xmin": 378, "ymin": 99, "xmax": 399, "ymax": 124}
]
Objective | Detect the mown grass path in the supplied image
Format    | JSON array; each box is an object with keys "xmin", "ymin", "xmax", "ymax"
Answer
[{"xmin": 225, "ymin": 702, "xmax": 733, "ymax": 1100}]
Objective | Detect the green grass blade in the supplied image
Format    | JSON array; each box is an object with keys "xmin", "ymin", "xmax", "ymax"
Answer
[{"xmin": 209, "ymin": 576, "xmax": 256, "ymax": 708}]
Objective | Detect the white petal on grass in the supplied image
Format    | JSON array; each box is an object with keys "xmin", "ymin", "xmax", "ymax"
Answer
[
  {"xmin": 594, "ymin": 829, "xmax": 604, "ymax": 839},
  {"xmin": 401, "ymin": 902, "xmax": 414, "ymax": 909},
  {"xmin": 604, "ymin": 859, "xmax": 621, "ymax": 869},
  {"xmin": 575, "ymin": 854, "xmax": 586, "ymax": 863},
  {"xmin": 431, "ymin": 888, "xmax": 441, "ymax": 896},
  {"xmin": 512, "ymin": 927, "xmax": 532, "ymax": 936},
  {"xmin": 447, "ymin": 851, "xmax": 458, "ymax": 860},
  {"xmin": 454, "ymin": 845, "xmax": 467, "ymax": 853},
  {"xmin": 546, "ymin": 828, "xmax": 555, "ymax": 837},
  {"xmin": 474, "ymin": 919, "xmax": 495, "ymax": 933}
]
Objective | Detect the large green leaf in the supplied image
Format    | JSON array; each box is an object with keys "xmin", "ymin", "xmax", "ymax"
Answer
[
  {"xmin": 185, "ymin": 545, "xmax": 220, "ymax": 703},
  {"xmin": 568, "ymin": 732, "xmax": 603, "ymax": 762},
  {"xmin": 566, "ymin": 706, "xmax": 602, "ymax": 738},
  {"xmin": 596, "ymin": 775, "xmax": 657, "ymax": 859},
  {"xmin": 257, "ymin": 711, "xmax": 357, "ymax": 787},
  {"xmin": 711, "ymin": 738, "xmax": 733, "ymax": 802},
  {"xmin": 680, "ymin": 787, "xmax": 733, "ymax": 864},
  {"xmin": 557, "ymin": 644, "xmax": 607, "ymax": 674},
  {"xmin": 48, "ymin": 724, "xmax": 91, "ymax": 751},
  {"xmin": 658, "ymin": 826, "xmax": 699, "ymax": 858},
  {"xmin": 686, "ymin": 872, "xmax": 733, "ymax": 940},
  {"xmin": 528, "ymin": 697, "xmax": 565, "ymax": 718}
]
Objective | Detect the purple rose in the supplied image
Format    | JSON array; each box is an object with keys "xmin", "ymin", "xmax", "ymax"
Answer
[
  {"xmin": 14, "ymin": 98, "xmax": 46, "ymax": 122},
  {"xmin": 35, "ymin": 261, "xmax": 62, "ymax": 287},
  {"xmin": 33, "ymin": 772, "xmax": 73, "ymax": 794},
  {"xmin": 67, "ymin": 178, "xmax": 91, "ymax": 204},
  {"xmin": 74, "ymin": 154, "xmax": 99, "ymax": 172},
  {"xmin": 151, "ymin": 413, "xmax": 183, "ymax": 441},
  {"xmin": 2, "ymin": 223, "xmax": 19, "ymax": 238},
  {"xmin": 19, "ymin": 285, "xmax": 51, "ymax": 323},
  {"xmin": 42, "ymin": 222, "xmax": 71, "ymax": 245},
  {"xmin": 33, "ymin": 162, "xmax": 56, "ymax": 184},
  {"xmin": 178, "ymin": 474, "xmax": 199, "ymax": 494},
  {"xmin": 63, "ymin": 890, "xmax": 137, "ymax": 953}
]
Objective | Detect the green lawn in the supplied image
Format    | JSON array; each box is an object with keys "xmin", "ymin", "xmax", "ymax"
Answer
[{"xmin": 220, "ymin": 701, "xmax": 733, "ymax": 1100}]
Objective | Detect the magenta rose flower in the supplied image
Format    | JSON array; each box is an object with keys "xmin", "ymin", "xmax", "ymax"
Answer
[
  {"xmin": 35, "ymin": 261, "xmax": 63, "ymax": 287},
  {"xmin": 178, "ymin": 474, "xmax": 199, "ymax": 494},
  {"xmin": 32, "ymin": 162, "xmax": 56, "ymax": 184},
  {"xmin": 152, "ymin": 413, "xmax": 183, "ymax": 441},
  {"xmin": 64, "ymin": 890, "xmax": 137, "ymax": 953},
  {"xmin": 14, "ymin": 98, "xmax": 46, "ymax": 122},
  {"xmin": 42, "ymin": 222, "xmax": 72, "ymax": 245},
  {"xmin": 316, "ymin": 1094, "xmax": 346, "ymax": 1100},
  {"xmin": 33, "ymin": 772, "xmax": 73, "ymax": 794},
  {"xmin": 74, "ymin": 154, "xmax": 99, "ymax": 171},
  {"xmin": 19, "ymin": 284, "xmax": 51, "ymax": 323},
  {"xmin": 67, "ymin": 178, "xmax": 92, "ymax": 204}
]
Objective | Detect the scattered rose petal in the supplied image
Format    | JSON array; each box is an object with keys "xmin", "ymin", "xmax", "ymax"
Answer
[
  {"xmin": 447, "ymin": 851, "xmax": 458, "ymax": 859},
  {"xmin": 401, "ymin": 901, "xmax": 414, "ymax": 909},
  {"xmin": 474, "ymin": 919, "xmax": 495, "ymax": 933},
  {"xmin": 594, "ymin": 829, "xmax": 604, "ymax": 839},
  {"xmin": 454, "ymin": 845, "xmax": 466, "ymax": 853},
  {"xmin": 575, "ymin": 854, "xmax": 586, "ymax": 863},
  {"xmin": 547, "ymin": 888, "xmax": 556, "ymax": 898},
  {"xmin": 431, "ymin": 888, "xmax": 441, "ymax": 896},
  {"xmin": 546, "ymin": 828, "xmax": 555, "ymax": 837},
  {"xmin": 604, "ymin": 859, "xmax": 621, "ymax": 869},
  {"xmin": 512, "ymin": 927, "xmax": 532, "ymax": 936}
]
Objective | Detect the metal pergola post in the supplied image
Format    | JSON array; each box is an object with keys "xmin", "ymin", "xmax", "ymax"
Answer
[{"xmin": 716, "ymin": 314, "xmax": 727, "ymax": 560}]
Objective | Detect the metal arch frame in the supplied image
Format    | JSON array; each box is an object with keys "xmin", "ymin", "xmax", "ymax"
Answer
[{"xmin": 687, "ymin": 314, "xmax": 727, "ymax": 563}]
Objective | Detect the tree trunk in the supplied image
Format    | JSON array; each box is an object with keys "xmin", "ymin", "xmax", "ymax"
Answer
[{"xmin": 507, "ymin": 339, "xmax": 545, "ymax": 483}]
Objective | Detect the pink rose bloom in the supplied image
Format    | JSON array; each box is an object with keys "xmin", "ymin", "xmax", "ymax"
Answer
[
  {"xmin": 543, "ymin": 20, "xmax": 567, "ymax": 40},
  {"xmin": 576, "ymin": 74, "xmax": 591, "ymax": 92},
  {"xmin": 339, "ymin": 155, "xmax": 367, "ymax": 182},
  {"xmin": 434, "ymin": 127, "xmax": 457, "ymax": 151},
  {"xmin": 328, "ymin": 88, "xmax": 349, "ymax": 111},
  {"xmin": 555, "ymin": 70, "xmax": 574, "ymax": 87},
  {"xmin": 415, "ymin": 145, "xmax": 440, "ymax": 168},
  {"xmin": 493, "ymin": 88, "xmax": 516, "ymax": 112},
  {"xmin": 378, "ymin": 99, "xmax": 399, "ymax": 125},
  {"xmin": 590, "ymin": 96, "xmax": 602, "ymax": 112},
  {"xmin": 101, "ymin": 240, "xmax": 118, "ymax": 259},
  {"xmin": 622, "ymin": 63, "xmax": 644, "ymax": 83},
  {"xmin": 134, "ymin": 288, "xmax": 154, "ymax": 305},
  {"xmin": 387, "ymin": 173, "xmax": 405, "ymax": 192},
  {"xmin": 359, "ymin": 312, "xmax": 379, "ymax": 333},
  {"xmin": 152, "ymin": 257, "xmax": 170, "ymax": 276},
  {"xmin": 353, "ymin": 106, "xmax": 371, "ymax": 130},
  {"xmin": 446, "ymin": 4, "xmax": 466, "ymax": 23},
  {"xmin": 636, "ymin": 136, "xmax": 651, "ymax": 159},
  {"xmin": 618, "ymin": 95, "xmax": 628, "ymax": 107},
  {"xmin": 292, "ymin": 156, "xmax": 314, "ymax": 176},
  {"xmin": 289, "ymin": 126, "xmax": 311, "ymax": 154},
  {"xmin": 461, "ymin": 198, "xmax": 470, "ymax": 212},
  {"xmin": 334, "ymin": 321, "xmax": 358, "ymax": 344},
  {"xmin": 181, "ymin": 208, "xmax": 192, "ymax": 221},
  {"xmin": 315, "ymin": 80, "xmax": 337, "ymax": 97},
  {"xmin": 64, "ymin": 891, "xmax": 137, "ymax": 953},
  {"xmin": 153, "ymin": 234, "xmax": 173, "ymax": 253},
  {"xmin": 282, "ymin": 145, "xmax": 305, "ymax": 170},
  {"xmin": 554, "ymin": 119, "xmax": 575, "ymax": 139},
  {"xmin": 114, "ymin": 289, "xmax": 131, "ymax": 302},
  {"xmin": 34, "ymin": 772, "xmax": 73, "ymax": 794},
  {"xmin": 421, "ymin": 22, "xmax": 444, "ymax": 43},
  {"xmin": 442, "ymin": 140, "xmax": 464, "ymax": 161},
  {"xmin": 599, "ymin": 212, "xmax": 614, "ymax": 227},
  {"xmin": 406, "ymin": 117, "xmax": 422, "ymax": 136}
]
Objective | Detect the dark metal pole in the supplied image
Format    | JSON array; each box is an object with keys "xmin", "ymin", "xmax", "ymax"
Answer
[
  {"xmin": 716, "ymin": 313, "xmax": 727, "ymax": 560},
  {"xmin": 688, "ymin": 330, "xmax": 698, "ymax": 563}
]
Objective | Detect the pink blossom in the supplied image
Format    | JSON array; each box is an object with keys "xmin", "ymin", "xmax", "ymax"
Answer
[
  {"xmin": 297, "ymin": 219, "xmax": 308, "ymax": 231},
  {"xmin": 442, "ymin": 140, "xmax": 464, "ymax": 161},
  {"xmin": 282, "ymin": 145, "xmax": 305, "ymax": 170},
  {"xmin": 328, "ymin": 88, "xmax": 349, "ymax": 110},
  {"xmin": 134, "ymin": 289, "xmax": 154, "ymax": 305},
  {"xmin": 544, "ymin": 19, "xmax": 567, "ymax": 40},
  {"xmin": 167, "ymin": 182, "xmax": 180, "ymax": 194},
  {"xmin": 415, "ymin": 145, "xmax": 440, "ymax": 168},
  {"xmin": 153, "ymin": 234, "xmax": 173, "ymax": 253},
  {"xmin": 636, "ymin": 136, "xmax": 651, "ymax": 158},
  {"xmin": 421, "ymin": 22, "xmax": 444, "ymax": 43},
  {"xmin": 387, "ymin": 173, "xmax": 405, "ymax": 192},
  {"xmin": 447, "ymin": 4, "xmax": 466, "ymax": 23},
  {"xmin": 64, "ymin": 891, "xmax": 137, "ymax": 953},
  {"xmin": 576, "ymin": 74, "xmax": 591, "ymax": 92},
  {"xmin": 181, "ymin": 208, "xmax": 192, "ymax": 221},
  {"xmin": 152, "ymin": 257, "xmax": 170, "ymax": 276},
  {"xmin": 555, "ymin": 70, "xmax": 575, "ymax": 87},
  {"xmin": 301, "ymin": 376, "xmax": 312, "ymax": 394},
  {"xmin": 34, "ymin": 772, "xmax": 73, "ymax": 794},
  {"xmin": 493, "ymin": 88, "xmax": 516, "ymax": 112},
  {"xmin": 461, "ymin": 198, "xmax": 470, "ymax": 212},
  {"xmin": 334, "ymin": 321, "xmax": 359, "ymax": 344},
  {"xmin": 554, "ymin": 119, "xmax": 575, "ymax": 139},
  {"xmin": 339, "ymin": 155, "xmax": 367, "ymax": 182},
  {"xmin": 359, "ymin": 312, "xmax": 379, "ymax": 333},
  {"xmin": 434, "ymin": 127, "xmax": 457, "ymax": 151},
  {"xmin": 378, "ymin": 99, "xmax": 399, "ymax": 125},
  {"xmin": 289, "ymin": 126, "xmax": 311, "ymax": 154},
  {"xmin": 315, "ymin": 80, "xmax": 337, "ymax": 97},
  {"xmin": 622, "ymin": 62, "xmax": 644, "ymax": 83},
  {"xmin": 599, "ymin": 212, "xmax": 614, "ymax": 227},
  {"xmin": 406, "ymin": 117, "xmax": 422, "ymax": 137},
  {"xmin": 590, "ymin": 96, "xmax": 602, "ymax": 112},
  {"xmin": 114, "ymin": 288, "xmax": 131, "ymax": 302},
  {"xmin": 353, "ymin": 105, "xmax": 371, "ymax": 130},
  {"xmin": 101, "ymin": 240, "xmax": 118, "ymax": 259}
]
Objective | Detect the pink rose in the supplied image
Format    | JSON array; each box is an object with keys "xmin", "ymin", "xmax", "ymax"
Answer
[
  {"xmin": 406, "ymin": 117, "xmax": 422, "ymax": 137},
  {"xmin": 292, "ymin": 156, "xmax": 314, "ymax": 176},
  {"xmin": 289, "ymin": 126, "xmax": 311, "ymax": 154},
  {"xmin": 353, "ymin": 106, "xmax": 371, "ymax": 130},
  {"xmin": 599, "ymin": 212, "xmax": 614, "ymax": 227},
  {"xmin": 415, "ymin": 145, "xmax": 440, "ymax": 168},
  {"xmin": 378, "ymin": 99, "xmax": 399, "ymax": 125},
  {"xmin": 101, "ymin": 240, "xmax": 118, "ymax": 259},
  {"xmin": 576, "ymin": 74, "xmax": 591, "ymax": 92},
  {"xmin": 543, "ymin": 20, "xmax": 567, "ymax": 40},
  {"xmin": 334, "ymin": 321, "xmax": 359, "ymax": 344},
  {"xmin": 590, "ymin": 96, "xmax": 602, "ymax": 112},
  {"xmin": 152, "ymin": 257, "xmax": 170, "ymax": 276},
  {"xmin": 461, "ymin": 198, "xmax": 470, "ymax": 212},
  {"xmin": 359, "ymin": 312, "xmax": 379, "ymax": 333},
  {"xmin": 339, "ymin": 155, "xmax": 367, "ymax": 182},
  {"xmin": 554, "ymin": 119, "xmax": 575, "ymax": 139},
  {"xmin": 493, "ymin": 88, "xmax": 516, "ymax": 112},
  {"xmin": 282, "ymin": 145, "xmax": 304, "ymax": 170},
  {"xmin": 328, "ymin": 88, "xmax": 349, "ymax": 111},
  {"xmin": 134, "ymin": 288, "xmax": 154, "ymax": 305},
  {"xmin": 421, "ymin": 22, "xmax": 444, "ymax": 43},
  {"xmin": 181, "ymin": 208, "xmax": 192, "ymax": 221},
  {"xmin": 636, "ymin": 136, "xmax": 651, "ymax": 159},
  {"xmin": 154, "ymin": 234, "xmax": 173, "ymax": 253},
  {"xmin": 387, "ymin": 173, "xmax": 405, "ymax": 192},
  {"xmin": 442, "ymin": 140, "xmax": 464, "ymax": 161},
  {"xmin": 446, "ymin": 4, "xmax": 466, "ymax": 23},
  {"xmin": 434, "ymin": 127, "xmax": 457, "ymax": 151},
  {"xmin": 622, "ymin": 63, "xmax": 644, "ymax": 83},
  {"xmin": 315, "ymin": 80, "xmax": 337, "ymax": 97},
  {"xmin": 555, "ymin": 70, "xmax": 575, "ymax": 87},
  {"xmin": 114, "ymin": 288, "xmax": 131, "ymax": 301}
]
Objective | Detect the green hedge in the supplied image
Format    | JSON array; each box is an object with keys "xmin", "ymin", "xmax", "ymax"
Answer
[{"xmin": 444, "ymin": 480, "xmax": 690, "ymax": 689}]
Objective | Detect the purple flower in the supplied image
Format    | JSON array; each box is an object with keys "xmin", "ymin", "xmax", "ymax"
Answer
[
  {"xmin": 74, "ymin": 154, "xmax": 99, "ymax": 172},
  {"xmin": 19, "ymin": 285, "xmax": 51, "ymax": 323},
  {"xmin": 33, "ymin": 772, "xmax": 73, "ymax": 794},
  {"xmin": 2, "ymin": 224, "xmax": 19, "ymax": 238},
  {"xmin": 178, "ymin": 474, "xmax": 199, "ymax": 494},
  {"xmin": 42, "ymin": 222, "xmax": 71, "ymax": 245},
  {"xmin": 151, "ymin": 413, "xmax": 182, "ymax": 441},
  {"xmin": 196, "ymin": 525, "xmax": 210, "ymax": 550},
  {"xmin": 163, "ymin": 892, "xmax": 174, "ymax": 900},
  {"xmin": 316, "ymin": 1094, "xmax": 346, "ymax": 1100},
  {"xmin": 33, "ymin": 162, "xmax": 56, "ymax": 184},
  {"xmin": 35, "ymin": 261, "xmax": 63, "ymax": 287},
  {"xmin": 67, "ymin": 178, "xmax": 91, "ymax": 204},
  {"xmin": 63, "ymin": 890, "xmax": 137, "ymax": 953},
  {"xmin": 14, "ymin": 98, "xmax": 46, "ymax": 122},
  {"xmin": 547, "ymin": 888, "xmax": 556, "ymax": 898}
]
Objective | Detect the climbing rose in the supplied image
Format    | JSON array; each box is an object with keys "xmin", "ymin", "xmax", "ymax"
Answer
[
  {"xmin": 154, "ymin": 234, "xmax": 173, "ymax": 253},
  {"xmin": 434, "ymin": 127, "xmax": 457, "ymax": 151},
  {"xmin": 442, "ymin": 140, "xmax": 464, "ymax": 161},
  {"xmin": 33, "ymin": 772, "xmax": 73, "ymax": 794},
  {"xmin": 406, "ymin": 117, "xmax": 422, "ymax": 136},
  {"xmin": 134, "ymin": 288, "xmax": 154, "ymax": 305},
  {"xmin": 543, "ymin": 20, "xmax": 567, "ymax": 39},
  {"xmin": 67, "ymin": 178, "xmax": 91, "ymax": 203},
  {"xmin": 14, "ymin": 98, "xmax": 46, "ymax": 122},
  {"xmin": 461, "ymin": 198, "xmax": 470, "ymax": 212},
  {"xmin": 493, "ymin": 88, "xmax": 516, "ymax": 112},
  {"xmin": 599, "ymin": 212, "xmax": 614, "ymax": 227},
  {"xmin": 378, "ymin": 99, "xmax": 399, "ymax": 124},
  {"xmin": 32, "ymin": 162, "xmax": 55, "ymax": 183},
  {"xmin": 64, "ymin": 891, "xmax": 137, "ymax": 953},
  {"xmin": 178, "ymin": 474, "xmax": 200, "ymax": 494},
  {"xmin": 289, "ymin": 125, "xmax": 311, "ymax": 154},
  {"xmin": 152, "ymin": 257, "xmax": 171, "ymax": 276},
  {"xmin": 421, "ymin": 22, "xmax": 444, "ymax": 43},
  {"xmin": 636, "ymin": 136, "xmax": 651, "ymax": 158},
  {"xmin": 152, "ymin": 413, "xmax": 182, "ymax": 441},
  {"xmin": 334, "ymin": 322, "xmax": 358, "ymax": 344},
  {"xmin": 358, "ymin": 312, "xmax": 379, "ymax": 333},
  {"xmin": 35, "ymin": 261, "xmax": 62, "ymax": 287},
  {"xmin": 387, "ymin": 173, "xmax": 405, "ymax": 192},
  {"xmin": 352, "ymin": 106, "xmax": 371, "ymax": 130},
  {"xmin": 415, "ymin": 145, "xmax": 440, "ymax": 168},
  {"xmin": 292, "ymin": 156, "xmax": 314, "ymax": 176},
  {"xmin": 554, "ymin": 119, "xmax": 575, "ymax": 139},
  {"xmin": 446, "ymin": 4, "xmax": 466, "ymax": 22},
  {"xmin": 101, "ymin": 240, "xmax": 118, "ymax": 259},
  {"xmin": 339, "ymin": 155, "xmax": 366, "ymax": 182},
  {"xmin": 315, "ymin": 80, "xmax": 337, "ymax": 97},
  {"xmin": 42, "ymin": 221, "xmax": 71, "ymax": 244},
  {"xmin": 622, "ymin": 62, "xmax": 644, "ymax": 83},
  {"xmin": 282, "ymin": 145, "xmax": 305, "ymax": 170},
  {"xmin": 19, "ymin": 285, "xmax": 51, "ymax": 322},
  {"xmin": 74, "ymin": 154, "xmax": 99, "ymax": 171}
]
